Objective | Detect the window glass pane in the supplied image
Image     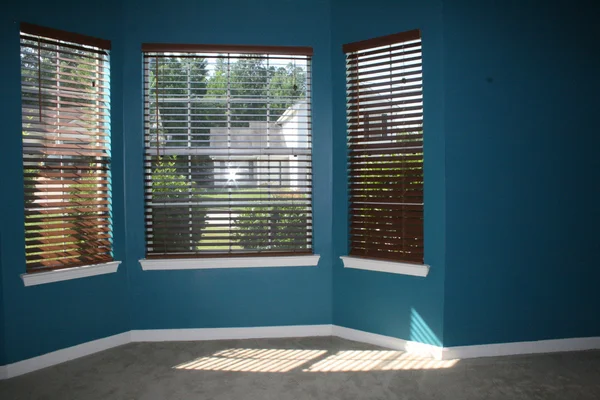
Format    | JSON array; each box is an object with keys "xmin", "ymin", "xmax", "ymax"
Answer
[
  {"xmin": 143, "ymin": 50, "xmax": 313, "ymax": 257},
  {"xmin": 345, "ymin": 31, "xmax": 424, "ymax": 263},
  {"xmin": 21, "ymin": 29, "xmax": 112, "ymax": 272}
]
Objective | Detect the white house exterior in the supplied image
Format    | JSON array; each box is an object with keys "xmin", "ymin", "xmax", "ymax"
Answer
[{"xmin": 209, "ymin": 101, "xmax": 310, "ymax": 188}]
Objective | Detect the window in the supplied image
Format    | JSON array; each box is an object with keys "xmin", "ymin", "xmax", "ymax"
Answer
[
  {"xmin": 142, "ymin": 44, "xmax": 313, "ymax": 258},
  {"xmin": 343, "ymin": 30, "xmax": 424, "ymax": 264},
  {"xmin": 20, "ymin": 23, "xmax": 112, "ymax": 272}
]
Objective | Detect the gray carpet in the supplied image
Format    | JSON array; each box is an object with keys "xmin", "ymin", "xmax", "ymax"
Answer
[{"xmin": 1, "ymin": 336, "xmax": 600, "ymax": 399}]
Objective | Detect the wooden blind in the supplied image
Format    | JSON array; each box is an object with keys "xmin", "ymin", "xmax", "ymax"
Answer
[
  {"xmin": 143, "ymin": 45, "xmax": 313, "ymax": 258},
  {"xmin": 344, "ymin": 29, "xmax": 424, "ymax": 263},
  {"xmin": 20, "ymin": 24, "xmax": 112, "ymax": 272}
]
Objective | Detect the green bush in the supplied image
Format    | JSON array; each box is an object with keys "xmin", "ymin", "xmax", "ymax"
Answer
[
  {"xmin": 149, "ymin": 156, "xmax": 208, "ymax": 253},
  {"xmin": 233, "ymin": 193, "xmax": 310, "ymax": 251}
]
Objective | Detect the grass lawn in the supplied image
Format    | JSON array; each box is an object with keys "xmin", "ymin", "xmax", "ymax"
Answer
[
  {"xmin": 197, "ymin": 225, "xmax": 242, "ymax": 251},
  {"xmin": 201, "ymin": 187, "xmax": 279, "ymax": 200}
]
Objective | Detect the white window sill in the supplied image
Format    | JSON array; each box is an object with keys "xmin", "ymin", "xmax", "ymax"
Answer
[
  {"xmin": 140, "ymin": 255, "xmax": 320, "ymax": 271},
  {"xmin": 21, "ymin": 261, "xmax": 121, "ymax": 287},
  {"xmin": 340, "ymin": 256, "xmax": 429, "ymax": 277}
]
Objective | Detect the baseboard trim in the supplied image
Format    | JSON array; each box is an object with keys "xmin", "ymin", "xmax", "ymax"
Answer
[
  {"xmin": 444, "ymin": 336, "xmax": 600, "ymax": 360},
  {"xmin": 2, "ymin": 325, "xmax": 599, "ymax": 379},
  {"xmin": 333, "ymin": 326, "xmax": 600, "ymax": 360},
  {"xmin": 332, "ymin": 325, "xmax": 444, "ymax": 360},
  {"xmin": 0, "ymin": 326, "xmax": 331, "ymax": 379},
  {"xmin": 130, "ymin": 324, "xmax": 333, "ymax": 342},
  {"xmin": 1, "ymin": 332, "xmax": 130, "ymax": 380}
]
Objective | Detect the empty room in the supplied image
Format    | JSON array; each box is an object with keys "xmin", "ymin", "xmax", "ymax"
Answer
[{"xmin": 0, "ymin": 0, "xmax": 599, "ymax": 399}]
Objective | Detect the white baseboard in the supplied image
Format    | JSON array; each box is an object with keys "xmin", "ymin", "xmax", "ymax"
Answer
[
  {"xmin": 333, "ymin": 326, "xmax": 600, "ymax": 360},
  {"xmin": 332, "ymin": 325, "xmax": 444, "ymax": 360},
  {"xmin": 1, "ymin": 332, "xmax": 130, "ymax": 379},
  {"xmin": 2, "ymin": 325, "xmax": 599, "ymax": 380},
  {"xmin": 0, "ymin": 325, "xmax": 331, "ymax": 379},
  {"xmin": 444, "ymin": 336, "xmax": 600, "ymax": 360},
  {"xmin": 130, "ymin": 324, "xmax": 333, "ymax": 342}
]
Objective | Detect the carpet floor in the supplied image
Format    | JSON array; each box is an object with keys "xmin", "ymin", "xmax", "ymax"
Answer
[{"xmin": 1, "ymin": 336, "xmax": 600, "ymax": 399}]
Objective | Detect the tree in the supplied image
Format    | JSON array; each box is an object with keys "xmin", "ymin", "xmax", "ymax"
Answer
[
  {"xmin": 146, "ymin": 56, "xmax": 214, "ymax": 186},
  {"xmin": 232, "ymin": 193, "xmax": 310, "ymax": 251},
  {"xmin": 146, "ymin": 57, "xmax": 209, "ymax": 147},
  {"xmin": 206, "ymin": 56, "xmax": 307, "ymax": 123},
  {"xmin": 148, "ymin": 156, "xmax": 208, "ymax": 253}
]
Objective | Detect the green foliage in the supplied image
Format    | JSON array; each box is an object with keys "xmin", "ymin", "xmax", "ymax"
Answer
[
  {"xmin": 146, "ymin": 57, "xmax": 209, "ymax": 147},
  {"xmin": 149, "ymin": 156, "xmax": 208, "ymax": 253},
  {"xmin": 232, "ymin": 193, "xmax": 310, "ymax": 251},
  {"xmin": 151, "ymin": 156, "xmax": 196, "ymax": 194},
  {"xmin": 206, "ymin": 57, "xmax": 306, "ymax": 122},
  {"xmin": 20, "ymin": 39, "xmax": 109, "ymax": 135}
]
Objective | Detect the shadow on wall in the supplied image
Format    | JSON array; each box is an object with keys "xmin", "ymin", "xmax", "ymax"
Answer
[{"xmin": 410, "ymin": 308, "xmax": 442, "ymax": 347}]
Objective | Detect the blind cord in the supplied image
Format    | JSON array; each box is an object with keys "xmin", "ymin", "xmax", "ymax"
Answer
[
  {"xmin": 155, "ymin": 56, "xmax": 160, "ymax": 158},
  {"xmin": 37, "ymin": 37, "xmax": 42, "ymax": 122}
]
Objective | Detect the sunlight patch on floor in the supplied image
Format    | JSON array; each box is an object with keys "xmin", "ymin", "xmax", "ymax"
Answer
[
  {"xmin": 173, "ymin": 349, "xmax": 327, "ymax": 372},
  {"xmin": 174, "ymin": 348, "xmax": 459, "ymax": 373},
  {"xmin": 304, "ymin": 350, "xmax": 458, "ymax": 372}
]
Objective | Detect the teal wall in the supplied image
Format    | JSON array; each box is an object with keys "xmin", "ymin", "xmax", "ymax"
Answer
[
  {"xmin": 330, "ymin": 0, "xmax": 446, "ymax": 346},
  {"xmin": 0, "ymin": 0, "xmax": 333, "ymax": 364},
  {"xmin": 442, "ymin": 0, "xmax": 600, "ymax": 346},
  {"xmin": 121, "ymin": 0, "xmax": 333, "ymax": 330},
  {"xmin": 1, "ymin": 0, "xmax": 598, "ymax": 366},
  {"xmin": 0, "ymin": 237, "xmax": 5, "ymax": 365},
  {"xmin": 0, "ymin": 0, "xmax": 131, "ymax": 364}
]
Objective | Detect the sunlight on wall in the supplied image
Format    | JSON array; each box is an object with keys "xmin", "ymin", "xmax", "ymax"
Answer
[
  {"xmin": 173, "ymin": 348, "xmax": 458, "ymax": 373},
  {"xmin": 304, "ymin": 350, "xmax": 457, "ymax": 372},
  {"xmin": 173, "ymin": 349, "xmax": 326, "ymax": 372},
  {"xmin": 410, "ymin": 308, "xmax": 442, "ymax": 347}
]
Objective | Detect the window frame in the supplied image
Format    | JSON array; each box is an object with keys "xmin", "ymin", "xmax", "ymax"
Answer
[
  {"xmin": 19, "ymin": 23, "xmax": 118, "ymax": 284},
  {"xmin": 140, "ymin": 43, "xmax": 318, "ymax": 267},
  {"xmin": 341, "ymin": 30, "xmax": 428, "ymax": 276}
]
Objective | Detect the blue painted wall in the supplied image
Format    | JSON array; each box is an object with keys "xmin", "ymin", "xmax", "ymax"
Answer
[
  {"xmin": 0, "ymin": 0, "xmax": 333, "ymax": 363},
  {"xmin": 0, "ymin": 237, "xmax": 5, "ymax": 365},
  {"xmin": 2, "ymin": 0, "xmax": 599, "ymax": 366},
  {"xmin": 122, "ymin": 0, "xmax": 333, "ymax": 330},
  {"xmin": 0, "ymin": 0, "xmax": 130, "ymax": 364},
  {"xmin": 442, "ymin": 0, "xmax": 600, "ymax": 346},
  {"xmin": 330, "ymin": 0, "xmax": 447, "ymax": 346},
  {"xmin": 0, "ymin": 0, "xmax": 333, "ymax": 364}
]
